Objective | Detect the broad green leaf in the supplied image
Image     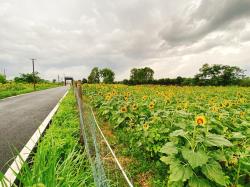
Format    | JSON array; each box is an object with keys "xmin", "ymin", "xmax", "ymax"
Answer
[
  {"xmin": 160, "ymin": 142, "xmax": 178, "ymax": 155},
  {"xmin": 168, "ymin": 181, "xmax": 184, "ymax": 187},
  {"xmin": 170, "ymin": 129, "xmax": 186, "ymax": 137},
  {"xmin": 231, "ymin": 132, "xmax": 246, "ymax": 139},
  {"xmin": 116, "ymin": 117, "xmax": 124, "ymax": 125},
  {"xmin": 102, "ymin": 110, "xmax": 109, "ymax": 115},
  {"xmin": 205, "ymin": 133, "xmax": 233, "ymax": 147},
  {"xmin": 160, "ymin": 156, "xmax": 176, "ymax": 165},
  {"xmin": 210, "ymin": 150, "xmax": 227, "ymax": 162},
  {"xmin": 182, "ymin": 148, "xmax": 208, "ymax": 168},
  {"xmin": 169, "ymin": 162, "xmax": 193, "ymax": 182},
  {"xmin": 240, "ymin": 157, "xmax": 250, "ymax": 171},
  {"xmin": 189, "ymin": 176, "xmax": 211, "ymax": 187},
  {"xmin": 201, "ymin": 160, "xmax": 226, "ymax": 186}
]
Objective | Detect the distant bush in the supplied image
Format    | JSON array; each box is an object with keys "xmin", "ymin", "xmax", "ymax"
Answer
[
  {"xmin": 0, "ymin": 74, "xmax": 6, "ymax": 83},
  {"xmin": 239, "ymin": 77, "xmax": 250, "ymax": 87}
]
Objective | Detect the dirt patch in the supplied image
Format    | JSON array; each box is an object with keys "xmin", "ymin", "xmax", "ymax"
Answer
[
  {"xmin": 136, "ymin": 172, "xmax": 152, "ymax": 187},
  {"xmin": 101, "ymin": 122, "xmax": 115, "ymax": 139}
]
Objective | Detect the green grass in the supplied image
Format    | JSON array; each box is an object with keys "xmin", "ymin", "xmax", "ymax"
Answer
[
  {"xmin": 15, "ymin": 90, "xmax": 94, "ymax": 186},
  {"xmin": 0, "ymin": 83, "xmax": 62, "ymax": 99}
]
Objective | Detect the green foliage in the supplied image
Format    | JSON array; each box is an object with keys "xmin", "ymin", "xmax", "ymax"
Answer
[
  {"xmin": 205, "ymin": 133, "xmax": 233, "ymax": 147},
  {"xmin": 239, "ymin": 77, "xmax": 250, "ymax": 87},
  {"xmin": 160, "ymin": 142, "xmax": 178, "ymax": 155},
  {"xmin": 88, "ymin": 67, "xmax": 100, "ymax": 83},
  {"xmin": 0, "ymin": 74, "xmax": 6, "ymax": 83},
  {"xmin": 82, "ymin": 78, "xmax": 88, "ymax": 84},
  {"xmin": 181, "ymin": 148, "xmax": 208, "ymax": 169},
  {"xmin": 169, "ymin": 161, "xmax": 193, "ymax": 182},
  {"xmin": 120, "ymin": 64, "xmax": 247, "ymax": 86},
  {"xmin": 17, "ymin": 91, "xmax": 94, "ymax": 186},
  {"xmin": 84, "ymin": 84, "xmax": 250, "ymax": 186},
  {"xmin": 0, "ymin": 83, "xmax": 60, "ymax": 99},
  {"xmin": 194, "ymin": 63, "xmax": 245, "ymax": 86},
  {"xmin": 201, "ymin": 161, "xmax": 227, "ymax": 186},
  {"xmin": 188, "ymin": 176, "xmax": 211, "ymax": 187},
  {"xmin": 129, "ymin": 67, "xmax": 154, "ymax": 84},
  {"xmin": 14, "ymin": 72, "xmax": 46, "ymax": 83},
  {"xmin": 100, "ymin": 68, "xmax": 115, "ymax": 83}
]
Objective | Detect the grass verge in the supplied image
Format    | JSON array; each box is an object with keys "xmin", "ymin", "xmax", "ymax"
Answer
[
  {"xmin": 14, "ymin": 90, "xmax": 94, "ymax": 186},
  {"xmin": 0, "ymin": 83, "xmax": 62, "ymax": 99}
]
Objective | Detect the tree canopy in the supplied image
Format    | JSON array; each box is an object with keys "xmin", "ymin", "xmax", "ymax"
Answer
[
  {"xmin": 0, "ymin": 74, "xmax": 6, "ymax": 83},
  {"xmin": 87, "ymin": 67, "xmax": 115, "ymax": 83},
  {"xmin": 130, "ymin": 67, "xmax": 154, "ymax": 84},
  {"xmin": 88, "ymin": 67, "xmax": 100, "ymax": 83},
  {"xmin": 82, "ymin": 78, "xmax": 88, "ymax": 84},
  {"xmin": 86, "ymin": 64, "xmax": 248, "ymax": 86},
  {"xmin": 194, "ymin": 64, "xmax": 245, "ymax": 86},
  {"xmin": 100, "ymin": 68, "xmax": 115, "ymax": 83},
  {"xmin": 14, "ymin": 72, "xmax": 46, "ymax": 83}
]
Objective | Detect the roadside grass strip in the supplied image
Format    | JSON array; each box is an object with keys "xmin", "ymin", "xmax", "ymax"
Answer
[
  {"xmin": 0, "ymin": 83, "xmax": 61, "ymax": 99},
  {"xmin": 1, "ymin": 90, "xmax": 94, "ymax": 187}
]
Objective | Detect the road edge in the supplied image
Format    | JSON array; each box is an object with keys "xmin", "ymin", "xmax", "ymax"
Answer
[{"xmin": 0, "ymin": 89, "xmax": 69, "ymax": 187}]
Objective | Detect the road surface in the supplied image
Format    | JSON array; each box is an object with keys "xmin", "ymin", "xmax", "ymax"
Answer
[{"xmin": 0, "ymin": 86, "xmax": 68, "ymax": 173}]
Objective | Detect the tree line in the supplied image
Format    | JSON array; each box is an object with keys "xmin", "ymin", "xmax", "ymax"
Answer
[
  {"xmin": 84, "ymin": 64, "xmax": 250, "ymax": 86},
  {"xmin": 1, "ymin": 63, "xmax": 249, "ymax": 86},
  {"xmin": 0, "ymin": 72, "xmax": 49, "ymax": 84}
]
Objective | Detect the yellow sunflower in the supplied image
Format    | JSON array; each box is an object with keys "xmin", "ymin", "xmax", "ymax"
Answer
[
  {"xmin": 195, "ymin": 116, "xmax": 206, "ymax": 126},
  {"xmin": 132, "ymin": 104, "xmax": 138, "ymax": 111},
  {"xmin": 240, "ymin": 111, "xmax": 245, "ymax": 118},
  {"xmin": 120, "ymin": 106, "xmax": 127, "ymax": 113},
  {"xmin": 211, "ymin": 106, "xmax": 219, "ymax": 113},
  {"xmin": 149, "ymin": 102, "xmax": 155, "ymax": 110},
  {"xmin": 143, "ymin": 123, "xmax": 149, "ymax": 131},
  {"xmin": 106, "ymin": 95, "xmax": 112, "ymax": 101}
]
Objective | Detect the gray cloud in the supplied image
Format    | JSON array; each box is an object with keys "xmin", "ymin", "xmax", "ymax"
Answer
[
  {"xmin": 160, "ymin": 0, "xmax": 250, "ymax": 46},
  {"xmin": 0, "ymin": 0, "xmax": 250, "ymax": 81}
]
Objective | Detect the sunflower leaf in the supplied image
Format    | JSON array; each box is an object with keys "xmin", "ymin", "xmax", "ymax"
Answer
[
  {"xmin": 182, "ymin": 148, "xmax": 208, "ymax": 168},
  {"xmin": 160, "ymin": 142, "xmax": 178, "ymax": 155},
  {"xmin": 201, "ymin": 160, "xmax": 226, "ymax": 186},
  {"xmin": 169, "ymin": 162, "xmax": 193, "ymax": 182},
  {"xmin": 205, "ymin": 133, "xmax": 233, "ymax": 147}
]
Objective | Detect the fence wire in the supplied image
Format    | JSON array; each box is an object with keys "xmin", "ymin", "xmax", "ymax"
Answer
[{"xmin": 74, "ymin": 86, "xmax": 133, "ymax": 187}]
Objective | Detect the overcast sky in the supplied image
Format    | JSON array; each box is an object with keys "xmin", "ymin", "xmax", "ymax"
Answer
[{"xmin": 0, "ymin": 0, "xmax": 250, "ymax": 81}]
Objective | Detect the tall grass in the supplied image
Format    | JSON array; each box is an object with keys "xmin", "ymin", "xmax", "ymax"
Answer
[{"xmin": 16, "ymin": 90, "xmax": 94, "ymax": 186}]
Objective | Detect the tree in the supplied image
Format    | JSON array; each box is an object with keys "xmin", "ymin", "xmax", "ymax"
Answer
[
  {"xmin": 130, "ymin": 67, "xmax": 154, "ymax": 84},
  {"xmin": 100, "ymin": 68, "xmax": 115, "ymax": 83},
  {"xmin": 176, "ymin": 76, "xmax": 184, "ymax": 85},
  {"xmin": 239, "ymin": 77, "xmax": 250, "ymax": 87},
  {"xmin": 14, "ymin": 72, "xmax": 44, "ymax": 83},
  {"xmin": 82, "ymin": 78, "xmax": 87, "ymax": 84},
  {"xmin": 194, "ymin": 64, "xmax": 245, "ymax": 86},
  {"xmin": 0, "ymin": 73, "xmax": 6, "ymax": 83},
  {"xmin": 88, "ymin": 67, "xmax": 100, "ymax": 83}
]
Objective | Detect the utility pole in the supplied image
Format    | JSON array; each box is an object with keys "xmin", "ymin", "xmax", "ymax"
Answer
[
  {"xmin": 58, "ymin": 74, "xmax": 60, "ymax": 83},
  {"xmin": 3, "ymin": 68, "xmax": 6, "ymax": 78},
  {"xmin": 31, "ymin": 58, "xmax": 36, "ymax": 90}
]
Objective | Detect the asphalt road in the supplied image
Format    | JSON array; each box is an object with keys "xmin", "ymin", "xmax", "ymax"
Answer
[{"xmin": 0, "ymin": 86, "xmax": 68, "ymax": 173}]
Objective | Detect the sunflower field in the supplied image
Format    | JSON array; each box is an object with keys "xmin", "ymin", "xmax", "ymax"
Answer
[{"xmin": 83, "ymin": 84, "xmax": 250, "ymax": 187}]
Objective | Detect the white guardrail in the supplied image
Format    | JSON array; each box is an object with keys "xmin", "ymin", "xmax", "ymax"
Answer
[{"xmin": 0, "ymin": 90, "xmax": 69, "ymax": 187}]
